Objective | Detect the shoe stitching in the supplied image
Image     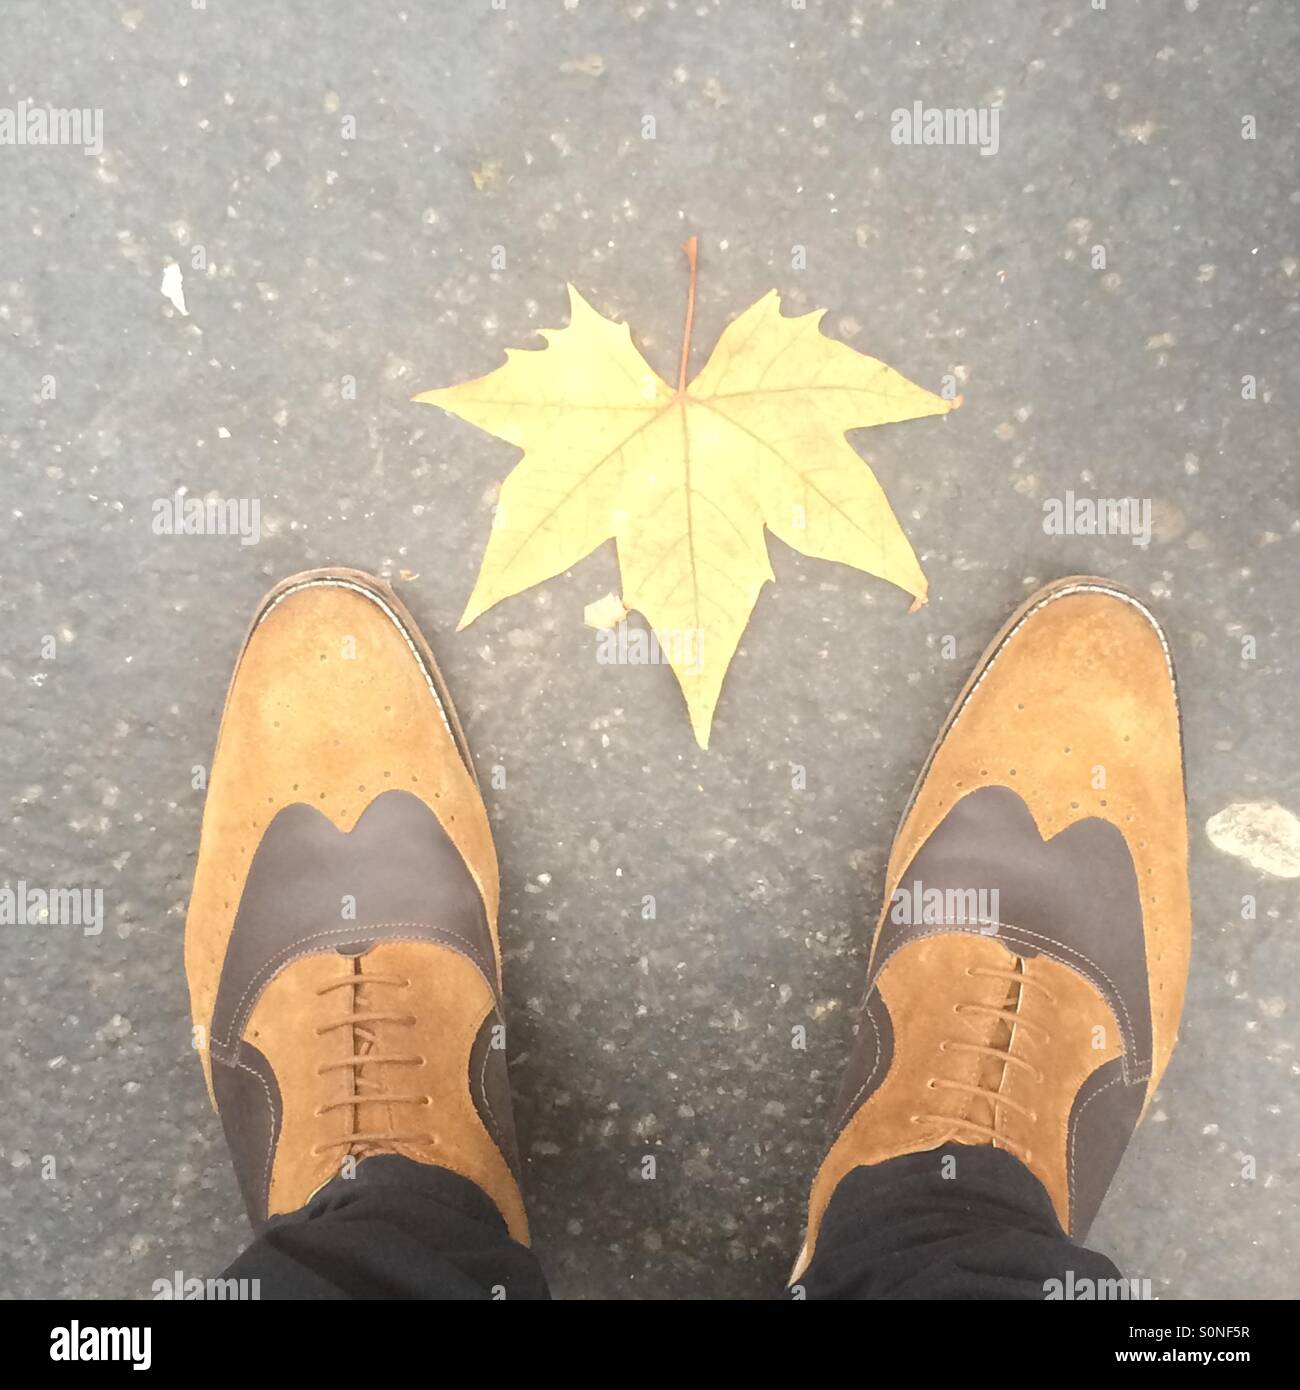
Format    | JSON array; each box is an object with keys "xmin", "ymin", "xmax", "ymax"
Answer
[
  {"xmin": 1067, "ymin": 1069, "xmax": 1127, "ymax": 1232},
  {"xmin": 870, "ymin": 919, "xmax": 1148, "ymax": 1080},
  {"xmin": 347, "ymin": 1013, "xmax": 512, "ymax": 1174},
  {"xmin": 476, "ymin": 1013, "xmax": 509, "ymax": 1159},
  {"xmin": 211, "ymin": 923, "xmax": 498, "ymax": 1058},
  {"xmin": 829, "ymin": 999, "xmax": 883, "ymax": 1136},
  {"xmin": 215, "ymin": 1051, "xmax": 278, "ymax": 1220}
]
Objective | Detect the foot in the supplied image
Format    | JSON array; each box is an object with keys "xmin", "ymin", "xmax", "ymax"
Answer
[
  {"xmin": 185, "ymin": 568, "xmax": 526, "ymax": 1241},
  {"xmin": 793, "ymin": 576, "xmax": 1189, "ymax": 1278}
]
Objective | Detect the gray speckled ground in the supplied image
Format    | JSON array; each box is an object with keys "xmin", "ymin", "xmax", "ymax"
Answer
[{"xmin": 2, "ymin": 0, "xmax": 1297, "ymax": 1301}]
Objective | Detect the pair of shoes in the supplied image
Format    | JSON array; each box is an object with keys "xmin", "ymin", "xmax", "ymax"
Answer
[{"xmin": 184, "ymin": 570, "xmax": 1190, "ymax": 1273}]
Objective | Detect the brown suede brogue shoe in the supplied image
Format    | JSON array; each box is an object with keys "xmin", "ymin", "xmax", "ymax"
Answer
[
  {"xmin": 793, "ymin": 576, "xmax": 1190, "ymax": 1280},
  {"xmin": 185, "ymin": 568, "xmax": 527, "ymax": 1242}
]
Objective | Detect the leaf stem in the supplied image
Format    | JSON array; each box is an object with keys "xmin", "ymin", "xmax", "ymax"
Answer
[{"xmin": 676, "ymin": 235, "xmax": 699, "ymax": 395}]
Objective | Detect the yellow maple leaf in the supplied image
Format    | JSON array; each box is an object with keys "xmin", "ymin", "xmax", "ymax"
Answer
[{"xmin": 415, "ymin": 239, "xmax": 958, "ymax": 747}]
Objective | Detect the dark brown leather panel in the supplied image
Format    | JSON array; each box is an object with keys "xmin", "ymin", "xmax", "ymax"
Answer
[
  {"xmin": 826, "ymin": 986, "xmax": 895, "ymax": 1142},
  {"xmin": 211, "ymin": 790, "xmax": 495, "ymax": 1062},
  {"xmin": 212, "ymin": 1041, "xmax": 282, "ymax": 1229},
  {"xmin": 1065, "ymin": 1055, "xmax": 1146, "ymax": 1238},
  {"xmin": 873, "ymin": 786, "xmax": 1152, "ymax": 1081},
  {"xmin": 468, "ymin": 1009, "xmax": 522, "ymax": 1181}
]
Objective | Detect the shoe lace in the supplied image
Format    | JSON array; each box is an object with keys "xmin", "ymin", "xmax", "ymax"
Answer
[
  {"xmin": 309, "ymin": 966, "xmax": 430, "ymax": 1157},
  {"xmin": 910, "ymin": 964, "xmax": 1055, "ymax": 1164}
]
